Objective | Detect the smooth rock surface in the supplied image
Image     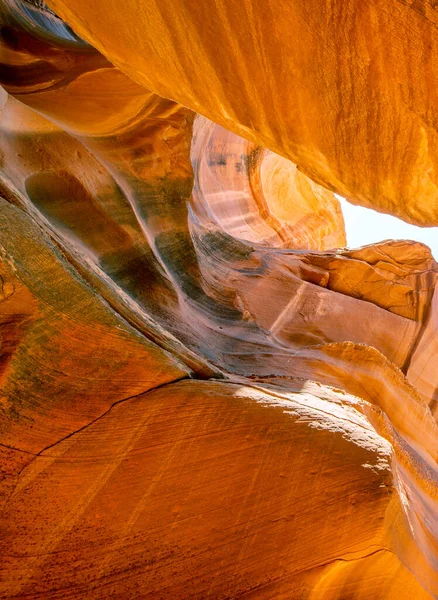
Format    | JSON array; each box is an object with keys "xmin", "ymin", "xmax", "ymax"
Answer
[
  {"xmin": 0, "ymin": 381, "xmax": 433, "ymax": 599},
  {"xmin": 46, "ymin": 0, "xmax": 438, "ymax": 226},
  {"xmin": 0, "ymin": 1, "xmax": 437, "ymax": 598}
]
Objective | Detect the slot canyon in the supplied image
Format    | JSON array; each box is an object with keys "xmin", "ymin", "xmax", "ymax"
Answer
[{"xmin": 0, "ymin": 1, "xmax": 437, "ymax": 598}]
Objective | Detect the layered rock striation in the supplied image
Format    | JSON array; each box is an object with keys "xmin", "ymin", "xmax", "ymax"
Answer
[{"xmin": 0, "ymin": 1, "xmax": 437, "ymax": 598}]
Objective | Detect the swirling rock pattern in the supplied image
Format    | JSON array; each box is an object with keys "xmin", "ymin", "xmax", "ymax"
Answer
[{"xmin": 0, "ymin": 1, "xmax": 437, "ymax": 598}]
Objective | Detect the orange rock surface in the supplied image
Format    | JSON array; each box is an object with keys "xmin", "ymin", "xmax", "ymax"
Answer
[
  {"xmin": 0, "ymin": 1, "xmax": 437, "ymax": 598},
  {"xmin": 46, "ymin": 0, "xmax": 438, "ymax": 226}
]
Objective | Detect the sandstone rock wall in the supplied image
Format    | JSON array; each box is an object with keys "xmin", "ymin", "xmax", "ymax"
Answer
[{"xmin": 0, "ymin": 1, "xmax": 437, "ymax": 598}]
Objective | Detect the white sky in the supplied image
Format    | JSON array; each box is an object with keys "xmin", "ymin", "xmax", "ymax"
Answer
[{"xmin": 336, "ymin": 195, "xmax": 438, "ymax": 260}]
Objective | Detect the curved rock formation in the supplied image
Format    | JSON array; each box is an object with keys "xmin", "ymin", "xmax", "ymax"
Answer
[
  {"xmin": 0, "ymin": 1, "xmax": 437, "ymax": 598},
  {"xmin": 191, "ymin": 117, "xmax": 346, "ymax": 251},
  {"xmin": 45, "ymin": 0, "xmax": 438, "ymax": 226}
]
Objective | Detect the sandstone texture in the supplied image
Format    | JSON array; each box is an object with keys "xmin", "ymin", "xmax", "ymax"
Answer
[{"xmin": 0, "ymin": 1, "xmax": 437, "ymax": 598}]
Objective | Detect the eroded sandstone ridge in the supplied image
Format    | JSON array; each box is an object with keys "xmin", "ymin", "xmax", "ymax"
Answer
[{"xmin": 0, "ymin": 1, "xmax": 437, "ymax": 598}]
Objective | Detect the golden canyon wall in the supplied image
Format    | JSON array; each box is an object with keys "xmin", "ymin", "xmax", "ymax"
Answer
[{"xmin": 0, "ymin": 1, "xmax": 437, "ymax": 598}]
